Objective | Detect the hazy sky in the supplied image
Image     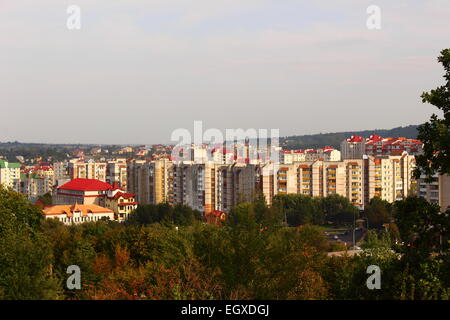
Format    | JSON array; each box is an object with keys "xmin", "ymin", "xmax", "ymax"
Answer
[{"xmin": 1, "ymin": 0, "xmax": 449, "ymax": 145}]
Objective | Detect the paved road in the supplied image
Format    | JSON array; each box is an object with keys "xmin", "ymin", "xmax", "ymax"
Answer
[{"xmin": 325, "ymin": 228, "xmax": 366, "ymax": 248}]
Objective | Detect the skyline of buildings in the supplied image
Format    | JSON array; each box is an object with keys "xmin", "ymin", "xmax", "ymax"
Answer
[{"xmin": 1, "ymin": 133, "xmax": 449, "ymax": 221}]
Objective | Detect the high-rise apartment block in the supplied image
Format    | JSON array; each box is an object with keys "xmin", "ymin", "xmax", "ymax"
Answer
[
  {"xmin": 0, "ymin": 159, "xmax": 21, "ymax": 190},
  {"xmin": 126, "ymin": 153, "xmax": 416, "ymax": 213},
  {"xmin": 341, "ymin": 135, "xmax": 422, "ymax": 159},
  {"xmin": 68, "ymin": 160, "xmax": 107, "ymax": 182},
  {"xmin": 364, "ymin": 154, "xmax": 416, "ymax": 204},
  {"xmin": 106, "ymin": 159, "xmax": 127, "ymax": 189},
  {"xmin": 418, "ymin": 174, "xmax": 450, "ymax": 212},
  {"xmin": 126, "ymin": 159, "xmax": 173, "ymax": 205}
]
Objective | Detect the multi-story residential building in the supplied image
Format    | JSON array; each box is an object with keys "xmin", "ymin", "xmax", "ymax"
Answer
[
  {"xmin": 341, "ymin": 134, "xmax": 423, "ymax": 159},
  {"xmin": 68, "ymin": 160, "xmax": 107, "ymax": 182},
  {"xmin": 53, "ymin": 178, "xmax": 112, "ymax": 206},
  {"xmin": 19, "ymin": 173, "xmax": 53, "ymax": 200},
  {"xmin": 126, "ymin": 159, "xmax": 147, "ymax": 204},
  {"xmin": 418, "ymin": 174, "xmax": 450, "ymax": 212},
  {"xmin": 214, "ymin": 163, "xmax": 258, "ymax": 212},
  {"xmin": 170, "ymin": 162, "xmax": 214, "ymax": 212},
  {"xmin": 0, "ymin": 159, "xmax": 21, "ymax": 190},
  {"xmin": 126, "ymin": 159, "xmax": 173, "ymax": 205},
  {"xmin": 341, "ymin": 135, "xmax": 366, "ymax": 159},
  {"xmin": 126, "ymin": 152, "xmax": 417, "ymax": 214},
  {"xmin": 363, "ymin": 154, "xmax": 416, "ymax": 204},
  {"xmin": 364, "ymin": 135, "xmax": 422, "ymax": 156},
  {"xmin": 106, "ymin": 159, "xmax": 127, "ymax": 190},
  {"xmin": 170, "ymin": 162, "xmax": 258, "ymax": 213},
  {"xmin": 282, "ymin": 147, "xmax": 341, "ymax": 164},
  {"xmin": 53, "ymin": 161, "xmax": 70, "ymax": 181},
  {"xmin": 43, "ymin": 203, "xmax": 114, "ymax": 225},
  {"xmin": 261, "ymin": 160, "xmax": 365, "ymax": 209}
]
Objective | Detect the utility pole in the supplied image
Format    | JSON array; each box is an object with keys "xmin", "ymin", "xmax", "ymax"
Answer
[{"xmin": 353, "ymin": 210, "xmax": 356, "ymax": 248}]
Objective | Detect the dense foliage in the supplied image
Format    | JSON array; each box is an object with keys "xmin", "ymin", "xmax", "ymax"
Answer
[
  {"xmin": 414, "ymin": 49, "xmax": 450, "ymax": 181},
  {"xmin": 0, "ymin": 184, "xmax": 448, "ymax": 300}
]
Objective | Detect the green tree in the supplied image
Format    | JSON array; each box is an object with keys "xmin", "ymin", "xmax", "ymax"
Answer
[
  {"xmin": 394, "ymin": 196, "xmax": 449, "ymax": 256},
  {"xmin": 320, "ymin": 194, "xmax": 359, "ymax": 225},
  {"xmin": 0, "ymin": 184, "xmax": 43, "ymax": 229},
  {"xmin": 414, "ymin": 49, "xmax": 450, "ymax": 181},
  {"xmin": 364, "ymin": 197, "xmax": 392, "ymax": 229},
  {"xmin": 0, "ymin": 187, "xmax": 60, "ymax": 299},
  {"xmin": 273, "ymin": 194, "xmax": 323, "ymax": 226}
]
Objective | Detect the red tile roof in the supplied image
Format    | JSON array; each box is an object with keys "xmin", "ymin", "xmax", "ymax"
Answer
[
  {"xmin": 108, "ymin": 191, "xmax": 135, "ymax": 200},
  {"xmin": 347, "ymin": 135, "xmax": 364, "ymax": 142},
  {"xmin": 58, "ymin": 178, "xmax": 113, "ymax": 191}
]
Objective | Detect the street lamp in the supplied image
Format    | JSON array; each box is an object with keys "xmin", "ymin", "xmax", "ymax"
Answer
[
  {"xmin": 357, "ymin": 217, "xmax": 369, "ymax": 230},
  {"xmin": 353, "ymin": 210, "xmax": 356, "ymax": 248}
]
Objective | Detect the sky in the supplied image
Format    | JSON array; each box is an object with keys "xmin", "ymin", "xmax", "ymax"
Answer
[{"xmin": 1, "ymin": 0, "xmax": 450, "ymax": 145}]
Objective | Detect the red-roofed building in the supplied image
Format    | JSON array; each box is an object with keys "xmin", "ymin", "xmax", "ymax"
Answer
[
  {"xmin": 204, "ymin": 210, "xmax": 227, "ymax": 226},
  {"xmin": 43, "ymin": 204, "xmax": 114, "ymax": 225},
  {"xmin": 342, "ymin": 134, "xmax": 423, "ymax": 159},
  {"xmin": 54, "ymin": 178, "xmax": 113, "ymax": 206},
  {"xmin": 105, "ymin": 184, "xmax": 138, "ymax": 221}
]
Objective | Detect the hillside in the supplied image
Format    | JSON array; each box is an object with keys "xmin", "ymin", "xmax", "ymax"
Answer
[{"xmin": 280, "ymin": 125, "xmax": 419, "ymax": 150}]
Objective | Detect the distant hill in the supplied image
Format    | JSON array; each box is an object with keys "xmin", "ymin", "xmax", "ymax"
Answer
[{"xmin": 281, "ymin": 125, "xmax": 419, "ymax": 150}]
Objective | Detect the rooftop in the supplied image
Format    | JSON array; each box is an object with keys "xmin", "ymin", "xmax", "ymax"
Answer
[
  {"xmin": 58, "ymin": 178, "xmax": 113, "ymax": 191},
  {"xmin": 43, "ymin": 204, "xmax": 113, "ymax": 217}
]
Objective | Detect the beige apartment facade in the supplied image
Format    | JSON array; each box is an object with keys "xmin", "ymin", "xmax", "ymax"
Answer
[
  {"xmin": 126, "ymin": 154, "xmax": 417, "ymax": 214},
  {"xmin": 68, "ymin": 160, "xmax": 107, "ymax": 182},
  {"xmin": 0, "ymin": 159, "xmax": 21, "ymax": 190},
  {"xmin": 127, "ymin": 159, "xmax": 173, "ymax": 205},
  {"xmin": 106, "ymin": 159, "xmax": 128, "ymax": 190},
  {"xmin": 364, "ymin": 154, "xmax": 416, "ymax": 205},
  {"xmin": 418, "ymin": 174, "xmax": 450, "ymax": 212}
]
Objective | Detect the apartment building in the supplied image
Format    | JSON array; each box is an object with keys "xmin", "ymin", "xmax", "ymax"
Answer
[
  {"xmin": 0, "ymin": 159, "xmax": 21, "ymax": 190},
  {"xmin": 281, "ymin": 147, "xmax": 341, "ymax": 164},
  {"xmin": 126, "ymin": 159, "xmax": 173, "ymax": 205},
  {"xmin": 418, "ymin": 174, "xmax": 450, "ymax": 212},
  {"xmin": 261, "ymin": 160, "xmax": 365, "ymax": 209},
  {"xmin": 341, "ymin": 134, "xmax": 423, "ymax": 159},
  {"xmin": 68, "ymin": 160, "xmax": 107, "ymax": 182},
  {"xmin": 126, "ymin": 159, "xmax": 147, "ymax": 204},
  {"xmin": 341, "ymin": 135, "xmax": 366, "ymax": 159},
  {"xmin": 126, "ymin": 153, "xmax": 416, "ymax": 214},
  {"xmin": 53, "ymin": 161, "xmax": 70, "ymax": 181},
  {"xmin": 106, "ymin": 159, "xmax": 127, "ymax": 190},
  {"xmin": 363, "ymin": 154, "xmax": 416, "ymax": 204},
  {"xmin": 365, "ymin": 135, "xmax": 422, "ymax": 156},
  {"xmin": 19, "ymin": 173, "xmax": 53, "ymax": 200},
  {"xmin": 170, "ymin": 162, "xmax": 258, "ymax": 213},
  {"xmin": 170, "ymin": 162, "xmax": 214, "ymax": 212},
  {"xmin": 214, "ymin": 163, "xmax": 258, "ymax": 212}
]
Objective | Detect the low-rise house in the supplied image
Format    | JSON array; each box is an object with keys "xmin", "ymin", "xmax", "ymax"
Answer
[
  {"xmin": 43, "ymin": 203, "xmax": 114, "ymax": 225},
  {"xmin": 53, "ymin": 178, "xmax": 113, "ymax": 206},
  {"xmin": 204, "ymin": 210, "xmax": 227, "ymax": 226},
  {"xmin": 105, "ymin": 183, "xmax": 138, "ymax": 221}
]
